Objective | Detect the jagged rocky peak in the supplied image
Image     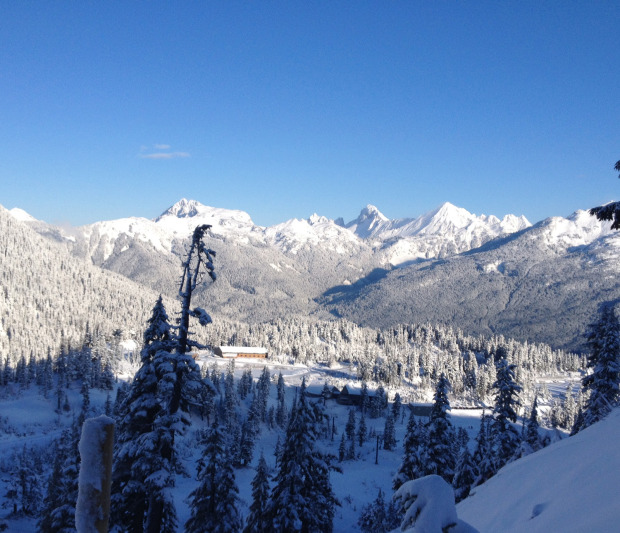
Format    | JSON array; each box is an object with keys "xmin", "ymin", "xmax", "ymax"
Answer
[
  {"xmin": 156, "ymin": 198, "xmax": 203, "ymax": 220},
  {"xmin": 346, "ymin": 204, "xmax": 390, "ymax": 238},
  {"xmin": 358, "ymin": 204, "xmax": 389, "ymax": 223},
  {"xmin": 308, "ymin": 213, "xmax": 331, "ymax": 225}
]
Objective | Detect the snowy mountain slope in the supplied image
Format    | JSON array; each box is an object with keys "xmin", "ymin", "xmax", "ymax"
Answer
[
  {"xmin": 0, "ymin": 205, "xmax": 160, "ymax": 356},
  {"xmin": 458, "ymin": 409, "xmax": 620, "ymax": 532},
  {"xmin": 322, "ymin": 210, "xmax": 620, "ymax": 351},
  {"xmin": 264, "ymin": 213, "xmax": 370, "ymax": 255}
]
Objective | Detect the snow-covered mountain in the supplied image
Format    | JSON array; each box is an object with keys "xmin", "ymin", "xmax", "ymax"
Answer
[
  {"xmin": 322, "ymin": 208, "xmax": 620, "ymax": 351},
  {"xmin": 18, "ymin": 198, "xmax": 529, "ymax": 267},
  {"xmin": 346, "ymin": 202, "xmax": 531, "ymax": 265},
  {"xmin": 265, "ymin": 213, "xmax": 370, "ymax": 255},
  {"xmin": 10, "ymin": 198, "xmax": 620, "ymax": 350}
]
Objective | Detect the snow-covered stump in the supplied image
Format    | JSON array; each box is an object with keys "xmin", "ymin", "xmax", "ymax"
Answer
[{"xmin": 75, "ymin": 415, "xmax": 115, "ymax": 533}]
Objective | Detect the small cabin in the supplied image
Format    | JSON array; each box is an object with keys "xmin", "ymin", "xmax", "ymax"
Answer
[
  {"xmin": 214, "ymin": 346, "xmax": 268, "ymax": 359},
  {"xmin": 337, "ymin": 383, "xmax": 377, "ymax": 406}
]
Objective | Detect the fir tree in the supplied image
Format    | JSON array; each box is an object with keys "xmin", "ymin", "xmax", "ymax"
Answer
[
  {"xmin": 577, "ymin": 305, "xmax": 620, "ymax": 431},
  {"xmin": 345, "ymin": 408, "xmax": 357, "ymax": 460},
  {"xmin": 452, "ymin": 445, "xmax": 477, "ymax": 502},
  {"xmin": 38, "ymin": 440, "xmax": 66, "ymax": 532},
  {"xmin": 257, "ymin": 366, "xmax": 271, "ymax": 422},
  {"xmin": 524, "ymin": 396, "xmax": 542, "ymax": 453},
  {"xmin": 185, "ymin": 422, "xmax": 242, "ymax": 533},
  {"xmin": 393, "ymin": 411, "xmax": 425, "ymax": 490},
  {"xmin": 49, "ymin": 424, "xmax": 81, "ymax": 533},
  {"xmin": 358, "ymin": 411, "xmax": 368, "ymax": 447},
  {"xmin": 472, "ymin": 412, "xmax": 495, "ymax": 487},
  {"xmin": 244, "ymin": 454, "xmax": 271, "ymax": 533},
  {"xmin": 424, "ymin": 373, "xmax": 456, "ymax": 483},
  {"xmin": 392, "ymin": 392, "xmax": 402, "ymax": 423},
  {"xmin": 275, "ymin": 372, "xmax": 287, "ymax": 428},
  {"xmin": 238, "ymin": 418, "xmax": 257, "ymax": 467},
  {"xmin": 357, "ymin": 489, "xmax": 400, "ymax": 533},
  {"xmin": 266, "ymin": 379, "xmax": 339, "ymax": 532},
  {"xmin": 360, "ymin": 381, "xmax": 370, "ymax": 415},
  {"xmin": 382, "ymin": 412, "xmax": 396, "ymax": 451},
  {"xmin": 111, "ymin": 296, "xmax": 171, "ymax": 533},
  {"xmin": 490, "ymin": 358, "xmax": 521, "ymax": 469}
]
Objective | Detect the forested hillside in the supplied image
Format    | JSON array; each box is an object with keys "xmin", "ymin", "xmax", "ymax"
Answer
[{"xmin": 0, "ymin": 206, "xmax": 159, "ymax": 357}]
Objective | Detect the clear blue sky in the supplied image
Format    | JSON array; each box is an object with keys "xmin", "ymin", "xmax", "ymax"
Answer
[{"xmin": 2, "ymin": 1, "xmax": 619, "ymax": 227}]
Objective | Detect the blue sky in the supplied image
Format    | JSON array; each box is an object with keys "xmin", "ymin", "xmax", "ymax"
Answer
[{"xmin": 2, "ymin": 2, "xmax": 619, "ymax": 227}]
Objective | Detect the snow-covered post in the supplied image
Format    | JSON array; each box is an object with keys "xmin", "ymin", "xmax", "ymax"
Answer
[{"xmin": 76, "ymin": 415, "xmax": 115, "ymax": 533}]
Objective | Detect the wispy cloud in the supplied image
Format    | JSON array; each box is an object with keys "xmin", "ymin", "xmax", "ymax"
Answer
[
  {"xmin": 140, "ymin": 151, "xmax": 190, "ymax": 159},
  {"xmin": 139, "ymin": 144, "xmax": 190, "ymax": 159}
]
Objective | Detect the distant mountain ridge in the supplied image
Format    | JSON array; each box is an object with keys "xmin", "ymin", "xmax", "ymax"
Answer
[
  {"xmin": 17, "ymin": 198, "xmax": 531, "ymax": 266},
  {"xmin": 9, "ymin": 199, "xmax": 620, "ymax": 351},
  {"xmin": 321, "ymin": 209, "xmax": 620, "ymax": 351}
]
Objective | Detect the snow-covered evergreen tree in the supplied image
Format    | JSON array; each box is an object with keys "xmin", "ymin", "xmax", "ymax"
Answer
[
  {"xmin": 243, "ymin": 453, "xmax": 271, "ymax": 533},
  {"xmin": 490, "ymin": 358, "xmax": 521, "ymax": 469},
  {"xmin": 185, "ymin": 422, "xmax": 242, "ymax": 533},
  {"xmin": 266, "ymin": 378, "xmax": 339, "ymax": 532},
  {"xmin": 38, "ymin": 439, "xmax": 67, "ymax": 533},
  {"xmin": 576, "ymin": 305, "xmax": 620, "ymax": 431},
  {"xmin": 358, "ymin": 411, "xmax": 368, "ymax": 447},
  {"xmin": 383, "ymin": 412, "xmax": 396, "ymax": 451},
  {"xmin": 393, "ymin": 411, "xmax": 425, "ymax": 490},
  {"xmin": 357, "ymin": 489, "xmax": 400, "ymax": 533},
  {"xmin": 452, "ymin": 445, "xmax": 477, "ymax": 503},
  {"xmin": 111, "ymin": 295, "xmax": 172, "ymax": 533},
  {"xmin": 472, "ymin": 412, "xmax": 495, "ymax": 487},
  {"xmin": 524, "ymin": 396, "xmax": 542, "ymax": 453},
  {"xmin": 424, "ymin": 374, "xmax": 456, "ymax": 483}
]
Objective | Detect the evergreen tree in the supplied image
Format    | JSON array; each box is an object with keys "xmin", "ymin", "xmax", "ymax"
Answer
[
  {"xmin": 472, "ymin": 412, "xmax": 495, "ymax": 487},
  {"xmin": 257, "ymin": 366, "xmax": 271, "ymax": 422},
  {"xmin": 577, "ymin": 305, "xmax": 620, "ymax": 431},
  {"xmin": 345, "ymin": 408, "xmax": 357, "ymax": 459},
  {"xmin": 338, "ymin": 433, "xmax": 346, "ymax": 462},
  {"xmin": 393, "ymin": 411, "xmax": 425, "ymax": 490},
  {"xmin": 38, "ymin": 440, "xmax": 66, "ymax": 533},
  {"xmin": 424, "ymin": 373, "xmax": 456, "ymax": 483},
  {"xmin": 275, "ymin": 372, "xmax": 287, "ymax": 428},
  {"xmin": 244, "ymin": 454, "xmax": 271, "ymax": 533},
  {"xmin": 358, "ymin": 411, "xmax": 368, "ymax": 447},
  {"xmin": 382, "ymin": 412, "xmax": 396, "ymax": 451},
  {"xmin": 360, "ymin": 381, "xmax": 370, "ymax": 415},
  {"xmin": 266, "ymin": 379, "xmax": 339, "ymax": 532},
  {"xmin": 144, "ymin": 226, "xmax": 216, "ymax": 532},
  {"xmin": 49, "ymin": 425, "xmax": 81, "ymax": 533},
  {"xmin": 524, "ymin": 396, "xmax": 542, "ymax": 453},
  {"xmin": 452, "ymin": 446, "xmax": 477, "ymax": 503},
  {"xmin": 562, "ymin": 384, "xmax": 577, "ymax": 430},
  {"xmin": 490, "ymin": 358, "xmax": 521, "ymax": 469},
  {"xmin": 238, "ymin": 418, "xmax": 257, "ymax": 467},
  {"xmin": 392, "ymin": 392, "xmax": 402, "ymax": 423},
  {"xmin": 111, "ymin": 295, "xmax": 176, "ymax": 533},
  {"xmin": 357, "ymin": 489, "xmax": 400, "ymax": 533},
  {"xmin": 185, "ymin": 422, "xmax": 242, "ymax": 533}
]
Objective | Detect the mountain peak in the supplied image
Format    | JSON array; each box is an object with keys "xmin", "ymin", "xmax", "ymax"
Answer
[
  {"xmin": 359, "ymin": 204, "xmax": 388, "ymax": 222},
  {"xmin": 8, "ymin": 207, "xmax": 38, "ymax": 223},
  {"xmin": 308, "ymin": 213, "xmax": 330, "ymax": 225},
  {"xmin": 346, "ymin": 205, "xmax": 390, "ymax": 238},
  {"xmin": 156, "ymin": 198, "xmax": 204, "ymax": 221}
]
